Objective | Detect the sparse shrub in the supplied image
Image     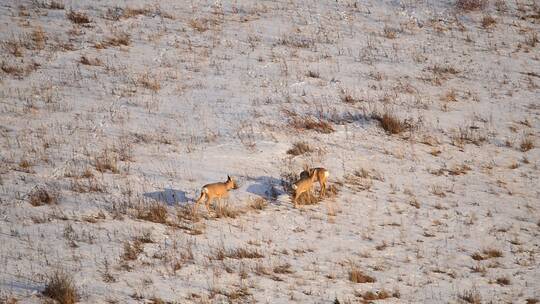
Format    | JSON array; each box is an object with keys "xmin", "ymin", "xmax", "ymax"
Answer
[
  {"xmin": 79, "ymin": 55, "xmax": 102, "ymax": 66},
  {"xmin": 28, "ymin": 186, "xmax": 59, "ymax": 206},
  {"xmin": 520, "ymin": 137, "xmax": 534, "ymax": 152},
  {"xmin": 455, "ymin": 0, "xmax": 487, "ymax": 12},
  {"xmin": 94, "ymin": 149, "xmax": 119, "ymax": 173},
  {"xmin": 42, "ymin": 270, "xmax": 78, "ymax": 304},
  {"xmin": 383, "ymin": 25, "xmax": 398, "ymax": 39},
  {"xmin": 122, "ymin": 240, "xmax": 143, "ymax": 260},
  {"xmin": 137, "ymin": 202, "xmax": 168, "ymax": 223},
  {"xmin": 287, "ymin": 141, "xmax": 313, "ymax": 156},
  {"xmin": 361, "ymin": 289, "xmax": 391, "ymax": 300},
  {"xmin": 273, "ymin": 263, "xmax": 293, "ymax": 274},
  {"xmin": 34, "ymin": 1, "xmax": 65, "ymax": 9},
  {"xmin": 67, "ymin": 10, "xmax": 91, "ymax": 24},
  {"xmin": 250, "ymin": 197, "xmax": 268, "ymax": 210},
  {"xmin": 214, "ymin": 202, "xmax": 240, "ymax": 219},
  {"xmin": 496, "ymin": 277, "xmax": 510, "ymax": 285},
  {"xmin": 289, "ymin": 115, "xmax": 334, "ymax": 133},
  {"xmin": 481, "ymin": 15, "xmax": 496, "ymax": 28},
  {"xmin": 189, "ymin": 18, "xmax": 209, "ymax": 32},
  {"xmin": 138, "ymin": 72, "xmax": 161, "ymax": 92},
  {"xmin": 212, "ymin": 246, "xmax": 264, "ymax": 260},
  {"xmin": 306, "ymin": 70, "xmax": 320, "ymax": 78},
  {"xmin": 349, "ymin": 265, "xmax": 376, "ymax": 283},
  {"xmin": 459, "ymin": 288, "xmax": 481, "ymax": 304},
  {"xmin": 372, "ymin": 111, "xmax": 408, "ymax": 135},
  {"xmin": 472, "ymin": 248, "xmax": 503, "ymax": 260},
  {"xmin": 524, "ymin": 33, "xmax": 538, "ymax": 47},
  {"xmin": 104, "ymin": 31, "xmax": 131, "ymax": 47}
]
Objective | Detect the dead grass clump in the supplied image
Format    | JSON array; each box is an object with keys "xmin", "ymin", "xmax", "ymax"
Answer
[
  {"xmin": 277, "ymin": 34, "xmax": 315, "ymax": 49},
  {"xmin": 287, "ymin": 141, "xmax": 314, "ymax": 156},
  {"xmin": 294, "ymin": 191, "xmax": 320, "ymax": 206},
  {"xmin": 67, "ymin": 10, "xmax": 91, "ymax": 24},
  {"xmin": 306, "ymin": 70, "xmax": 320, "ymax": 78},
  {"xmin": 524, "ymin": 33, "xmax": 539, "ymax": 48},
  {"xmin": 94, "ymin": 150, "xmax": 119, "ymax": 173},
  {"xmin": 520, "ymin": 137, "xmax": 534, "ymax": 152},
  {"xmin": 1, "ymin": 61, "xmax": 38, "ymax": 78},
  {"xmin": 481, "ymin": 15, "xmax": 496, "ymax": 28},
  {"xmin": 458, "ymin": 289, "xmax": 482, "ymax": 304},
  {"xmin": 79, "ymin": 55, "xmax": 102, "ymax": 66},
  {"xmin": 30, "ymin": 27, "xmax": 47, "ymax": 50},
  {"xmin": 472, "ymin": 248, "xmax": 503, "ymax": 260},
  {"xmin": 28, "ymin": 186, "xmax": 59, "ymax": 206},
  {"xmin": 455, "ymin": 0, "xmax": 487, "ymax": 12},
  {"xmin": 3, "ymin": 39, "xmax": 24, "ymax": 57},
  {"xmin": 42, "ymin": 270, "xmax": 78, "ymax": 304},
  {"xmin": 70, "ymin": 178, "xmax": 105, "ymax": 193},
  {"xmin": 189, "ymin": 18, "xmax": 209, "ymax": 32},
  {"xmin": 361, "ymin": 289, "xmax": 392, "ymax": 301},
  {"xmin": 290, "ymin": 115, "xmax": 334, "ymax": 134},
  {"xmin": 349, "ymin": 266, "xmax": 376, "ymax": 283},
  {"xmin": 451, "ymin": 127, "xmax": 487, "ymax": 147},
  {"xmin": 121, "ymin": 7, "xmax": 153, "ymax": 18},
  {"xmin": 138, "ymin": 73, "xmax": 161, "ymax": 92},
  {"xmin": 122, "ymin": 240, "xmax": 143, "ymax": 260},
  {"xmin": 372, "ymin": 111, "xmax": 408, "ymax": 135},
  {"xmin": 34, "ymin": 1, "xmax": 65, "ymax": 9},
  {"xmin": 213, "ymin": 247, "xmax": 264, "ymax": 260},
  {"xmin": 383, "ymin": 25, "xmax": 398, "ymax": 39},
  {"xmin": 104, "ymin": 31, "xmax": 131, "ymax": 47},
  {"xmin": 137, "ymin": 202, "xmax": 168, "ymax": 224},
  {"xmin": 431, "ymin": 64, "xmax": 460, "ymax": 76},
  {"xmin": 496, "ymin": 277, "xmax": 510, "ymax": 285},
  {"xmin": 214, "ymin": 202, "xmax": 240, "ymax": 219},
  {"xmin": 250, "ymin": 197, "xmax": 268, "ymax": 210},
  {"xmin": 273, "ymin": 263, "xmax": 293, "ymax": 274}
]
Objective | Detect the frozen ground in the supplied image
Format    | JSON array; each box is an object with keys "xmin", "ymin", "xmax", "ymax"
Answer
[{"xmin": 0, "ymin": 0, "xmax": 539, "ymax": 303}]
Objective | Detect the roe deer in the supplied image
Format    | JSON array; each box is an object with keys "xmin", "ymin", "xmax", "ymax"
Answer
[
  {"xmin": 300, "ymin": 167, "xmax": 329, "ymax": 197},
  {"xmin": 194, "ymin": 175, "xmax": 237, "ymax": 214},
  {"xmin": 292, "ymin": 170, "xmax": 317, "ymax": 208}
]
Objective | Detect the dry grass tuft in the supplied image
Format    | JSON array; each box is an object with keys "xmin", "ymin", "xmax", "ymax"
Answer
[
  {"xmin": 287, "ymin": 141, "xmax": 314, "ymax": 156},
  {"xmin": 213, "ymin": 246, "xmax": 264, "ymax": 260},
  {"xmin": 361, "ymin": 289, "xmax": 392, "ymax": 301},
  {"xmin": 455, "ymin": 0, "xmax": 487, "ymax": 12},
  {"xmin": 372, "ymin": 111, "xmax": 408, "ymax": 135},
  {"xmin": 94, "ymin": 149, "xmax": 119, "ymax": 173},
  {"xmin": 249, "ymin": 197, "xmax": 268, "ymax": 210},
  {"xmin": 28, "ymin": 186, "xmax": 59, "ymax": 206},
  {"xmin": 349, "ymin": 265, "xmax": 376, "ymax": 283},
  {"xmin": 67, "ymin": 10, "xmax": 91, "ymax": 24},
  {"xmin": 79, "ymin": 55, "xmax": 102, "ymax": 66},
  {"xmin": 520, "ymin": 137, "xmax": 534, "ymax": 152},
  {"xmin": 481, "ymin": 15, "xmax": 496, "ymax": 28},
  {"xmin": 122, "ymin": 240, "xmax": 143, "ymax": 261},
  {"xmin": 289, "ymin": 115, "xmax": 334, "ymax": 134},
  {"xmin": 472, "ymin": 248, "xmax": 503, "ymax": 260},
  {"xmin": 137, "ymin": 202, "xmax": 168, "ymax": 223},
  {"xmin": 138, "ymin": 72, "xmax": 161, "ymax": 92},
  {"xmin": 459, "ymin": 289, "xmax": 482, "ymax": 304},
  {"xmin": 496, "ymin": 277, "xmax": 510, "ymax": 285},
  {"xmin": 214, "ymin": 202, "xmax": 240, "ymax": 219},
  {"xmin": 189, "ymin": 18, "xmax": 209, "ymax": 32},
  {"xmin": 42, "ymin": 270, "xmax": 78, "ymax": 304}
]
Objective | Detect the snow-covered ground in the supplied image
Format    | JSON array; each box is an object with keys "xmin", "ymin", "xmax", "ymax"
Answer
[{"xmin": 1, "ymin": 0, "xmax": 539, "ymax": 303}]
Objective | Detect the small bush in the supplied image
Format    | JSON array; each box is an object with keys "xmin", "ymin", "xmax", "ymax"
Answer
[
  {"xmin": 138, "ymin": 202, "xmax": 168, "ymax": 223},
  {"xmin": 496, "ymin": 277, "xmax": 510, "ymax": 285},
  {"xmin": 250, "ymin": 197, "xmax": 268, "ymax": 210},
  {"xmin": 459, "ymin": 289, "xmax": 481, "ymax": 304},
  {"xmin": 520, "ymin": 137, "xmax": 534, "ymax": 152},
  {"xmin": 94, "ymin": 150, "xmax": 119, "ymax": 173},
  {"xmin": 290, "ymin": 116, "xmax": 334, "ymax": 133},
  {"xmin": 67, "ymin": 10, "xmax": 91, "ymax": 24},
  {"xmin": 349, "ymin": 266, "xmax": 376, "ymax": 283},
  {"xmin": 372, "ymin": 111, "xmax": 408, "ymax": 134},
  {"xmin": 28, "ymin": 187, "xmax": 59, "ymax": 206},
  {"xmin": 42, "ymin": 270, "xmax": 78, "ymax": 304},
  {"xmin": 212, "ymin": 247, "xmax": 264, "ymax": 260},
  {"xmin": 455, "ymin": 0, "xmax": 487, "ymax": 12},
  {"xmin": 214, "ymin": 202, "xmax": 240, "ymax": 219},
  {"xmin": 122, "ymin": 240, "xmax": 143, "ymax": 260},
  {"xmin": 481, "ymin": 15, "xmax": 496, "ymax": 28},
  {"xmin": 287, "ymin": 141, "xmax": 313, "ymax": 156}
]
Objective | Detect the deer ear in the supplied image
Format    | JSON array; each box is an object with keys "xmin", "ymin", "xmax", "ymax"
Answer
[{"xmin": 227, "ymin": 175, "xmax": 231, "ymax": 180}]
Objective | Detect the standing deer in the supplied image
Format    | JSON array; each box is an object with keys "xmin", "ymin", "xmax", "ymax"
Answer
[
  {"xmin": 194, "ymin": 175, "xmax": 237, "ymax": 214},
  {"xmin": 291, "ymin": 170, "xmax": 317, "ymax": 208},
  {"xmin": 300, "ymin": 167, "xmax": 329, "ymax": 197}
]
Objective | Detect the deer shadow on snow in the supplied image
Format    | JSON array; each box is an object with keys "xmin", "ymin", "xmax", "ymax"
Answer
[
  {"xmin": 245, "ymin": 176, "xmax": 287, "ymax": 204},
  {"xmin": 143, "ymin": 188, "xmax": 192, "ymax": 206}
]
